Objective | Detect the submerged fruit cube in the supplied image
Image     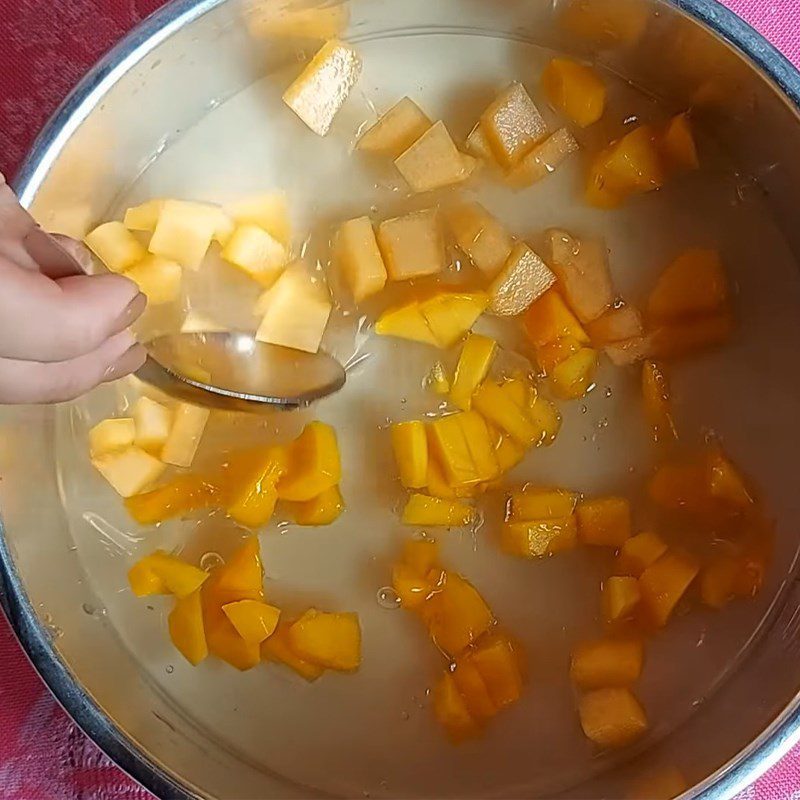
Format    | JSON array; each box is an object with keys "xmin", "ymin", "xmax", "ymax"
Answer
[
  {"xmin": 506, "ymin": 128, "xmax": 580, "ymax": 188},
  {"xmin": 444, "ymin": 201, "xmax": 513, "ymax": 278},
  {"xmin": 123, "ymin": 199, "xmax": 165, "ymax": 233},
  {"xmin": 451, "ymin": 656, "xmax": 497, "ymax": 721},
  {"xmin": 169, "ymin": 590, "xmax": 208, "ymax": 665},
  {"xmin": 402, "ymin": 538, "xmax": 440, "ymax": 575},
  {"xmin": 125, "ymin": 255, "xmax": 182, "ymax": 305},
  {"xmin": 133, "ymin": 396, "xmax": 172, "ymax": 454},
  {"xmin": 559, "ymin": 0, "xmax": 648, "ymax": 47},
  {"xmin": 246, "ymin": 2, "xmax": 348, "ymax": 40},
  {"xmin": 278, "ymin": 421, "xmax": 341, "ymax": 502},
  {"xmin": 597, "ymin": 125, "xmax": 665, "ymax": 196},
  {"xmin": 628, "ymin": 767, "xmax": 688, "ymax": 800},
  {"xmin": 524, "ymin": 289, "xmax": 590, "ymax": 348},
  {"xmin": 707, "ymin": 449, "xmax": 753, "ymax": 508},
  {"xmin": 473, "ymin": 381, "xmax": 538, "ymax": 447},
  {"xmin": 85, "ymin": 221, "xmax": 147, "ymax": 273},
  {"xmin": 571, "ymin": 638, "xmax": 644, "ymax": 689},
  {"xmin": 529, "ymin": 393, "xmax": 562, "ymax": 446},
  {"xmin": 587, "ymin": 303, "xmax": 643, "ymax": 345},
  {"xmin": 433, "ymin": 672, "xmax": 481, "ymax": 742},
  {"xmin": 536, "ymin": 337, "xmax": 583, "ymax": 374},
  {"xmin": 336, "ymin": 216, "xmax": 387, "ymax": 303},
  {"xmin": 161, "ymin": 403, "xmax": 209, "ymax": 468},
  {"xmin": 456, "ymin": 411, "xmax": 500, "ymax": 481},
  {"xmin": 357, "ymin": 96, "xmax": 432, "ymax": 158},
  {"xmin": 288, "ymin": 484, "xmax": 345, "ymax": 525},
  {"xmin": 602, "ymin": 577, "xmax": 642, "ymax": 623},
  {"xmin": 377, "ymin": 209, "xmax": 445, "ymax": 282},
  {"xmin": 700, "ymin": 556, "xmax": 742, "ymax": 610},
  {"xmin": 392, "ymin": 562, "xmax": 437, "ymax": 608},
  {"xmin": 89, "ymin": 417, "xmax": 135, "ymax": 458},
  {"xmin": 289, "ymin": 609, "xmax": 361, "ymax": 671},
  {"xmin": 465, "ymin": 123, "xmax": 494, "ymax": 161},
  {"xmin": 544, "ymin": 229, "xmax": 613, "ymax": 323},
  {"xmin": 282, "ymin": 39, "xmax": 362, "ymax": 136},
  {"xmin": 125, "ymin": 473, "xmax": 219, "ymax": 525},
  {"xmin": 501, "ymin": 517, "xmax": 578, "ymax": 558},
  {"xmin": 642, "ymin": 360, "xmax": 675, "ymax": 441},
  {"xmin": 227, "ymin": 447, "xmax": 287, "ymax": 528},
  {"xmin": 649, "ymin": 311, "xmax": 733, "ymax": 359},
  {"xmin": 261, "ymin": 620, "xmax": 324, "ymax": 681},
  {"xmin": 551, "ymin": 347, "xmax": 598, "ymax": 399},
  {"xmin": 221, "ymin": 223, "xmax": 287, "ymax": 287},
  {"xmin": 222, "ymin": 599, "xmax": 281, "ymax": 644},
  {"xmin": 226, "ymin": 191, "xmax": 290, "ymax": 244},
  {"xmin": 149, "ymin": 200, "xmax": 223, "ymax": 270},
  {"xmin": 509, "ymin": 487, "xmax": 577, "ymax": 521},
  {"xmin": 660, "ymin": 112, "xmax": 699, "ymax": 171},
  {"xmin": 494, "ymin": 432, "xmax": 526, "ymax": 473},
  {"xmin": 647, "ymin": 460, "xmax": 710, "ymax": 513},
  {"xmin": 480, "ymin": 82, "xmax": 548, "ymax": 167},
  {"xmin": 402, "ymin": 493, "xmax": 474, "ymax": 527},
  {"xmin": 92, "ymin": 446, "xmax": 166, "ymax": 498},
  {"xmin": 489, "ymin": 242, "xmax": 556, "ymax": 317},
  {"xmin": 213, "ymin": 537, "xmax": 265, "ymax": 597},
  {"xmin": 604, "ymin": 336, "xmax": 653, "ymax": 366},
  {"xmin": 579, "ymin": 687, "xmax": 648, "ymax": 749},
  {"xmin": 639, "ymin": 551, "xmax": 700, "ymax": 626},
  {"xmin": 391, "ymin": 420, "xmax": 429, "ymax": 489},
  {"xmin": 133, "ymin": 550, "xmax": 209, "ymax": 599},
  {"xmin": 420, "ymin": 292, "xmax": 489, "ymax": 348},
  {"xmin": 427, "ymin": 415, "xmax": 481, "ymax": 487},
  {"xmin": 541, "ymin": 58, "xmax": 606, "ymax": 127},
  {"xmin": 375, "ymin": 301, "xmax": 437, "ymax": 346},
  {"xmin": 449, "ymin": 333, "xmax": 497, "ymax": 411},
  {"xmin": 394, "ymin": 120, "xmax": 475, "ymax": 193},
  {"xmin": 470, "ymin": 634, "xmax": 524, "ymax": 707},
  {"xmin": 617, "ymin": 531, "xmax": 668, "ymax": 577},
  {"xmin": 577, "ymin": 496, "xmax": 631, "ymax": 547}
]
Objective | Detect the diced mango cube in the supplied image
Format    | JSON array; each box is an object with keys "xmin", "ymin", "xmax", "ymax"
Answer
[
  {"xmin": 602, "ymin": 577, "xmax": 642, "ymax": 623},
  {"xmin": 501, "ymin": 517, "xmax": 578, "ymax": 558},
  {"xmin": 489, "ymin": 242, "xmax": 556, "ymax": 317},
  {"xmin": 221, "ymin": 223, "xmax": 287, "ymax": 287},
  {"xmin": 480, "ymin": 82, "xmax": 548, "ymax": 167},
  {"xmin": 402, "ymin": 538, "xmax": 440, "ymax": 575},
  {"xmin": 132, "ymin": 550, "xmax": 209, "ymax": 598},
  {"xmin": 427, "ymin": 415, "xmax": 481, "ymax": 486},
  {"xmin": 123, "ymin": 199, "xmax": 165, "ymax": 233},
  {"xmin": 577, "ymin": 497, "xmax": 631, "ymax": 547},
  {"xmin": 444, "ymin": 202, "xmax": 513, "ymax": 277},
  {"xmin": 132, "ymin": 396, "xmax": 172, "ymax": 454},
  {"xmin": 585, "ymin": 153, "xmax": 626, "ymax": 209},
  {"xmin": 180, "ymin": 310, "xmax": 228, "ymax": 334},
  {"xmin": 528, "ymin": 393, "xmax": 562, "ymax": 446},
  {"xmin": 452, "ymin": 656, "xmax": 497, "ymax": 721},
  {"xmin": 125, "ymin": 473, "xmax": 219, "ymax": 525},
  {"xmin": 227, "ymin": 446, "xmax": 287, "ymax": 528},
  {"xmin": 473, "ymin": 381, "xmax": 538, "ymax": 447},
  {"xmin": 213, "ymin": 537, "xmax": 264, "ymax": 598},
  {"xmin": 506, "ymin": 128, "xmax": 580, "ymax": 188},
  {"xmin": 470, "ymin": 633, "xmax": 524, "ymax": 708},
  {"xmin": 524, "ymin": 289, "xmax": 590, "ymax": 348},
  {"xmin": 456, "ymin": 411, "xmax": 500, "ymax": 482},
  {"xmin": 707, "ymin": 449, "xmax": 753, "ymax": 508},
  {"xmin": 639, "ymin": 551, "xmax": 699, "ymax": 626},
  {"xmin": 226, "ymin": 191, "xmax": 290, "ymax": 244},
  {"xmin": 289, "ymin": 609, "xmax": 361, "ymax": 671},
  {"xmin": 357, "ymin": 97, "xmax": 432, "ymax": 158},
  {"xmin": 160, "ymin": 402, "xmax": 209, "ymax": 468},
  {"xmin": 649, "ymin": 311, "xmax": 733, "ymax": 360},
  {"xmin": 282, "ymin": 39, "xmax": 362, "ymax": 136},
  {"xmin": 587, "ymin": 303, "xmax": 643, "ymax": 345},
  {"xmin": 551, "ymin": 347, "xmax": 598, "ymax": 399},
  {"xmin": 127, "ymin": 559, "xmax": 167, "ymax": 597},
  {"xmin": 559, "ymin": 0, "xmax": 648, "ymax": 47},
  {"xmin": 148, "ymin": 200, "xmax": 223, "ymax": 270},
  {"xmin": 501, "ymin": 376, "xmax": 532, "ymax": 409},
  {"xmin": 647, "ymin": 248, "xmax": 727, "ymax": 323},
  {"xmin": 222, "ymin": 599, "xmax": 281, "ymax": 644},
  {"xmin": 261, "ymin": 620, "xmax": 324, "ymax": 681},
  {"xmin": 642, "ymin": 360, "xmax": 676, "ymax": 441},
  {"xmin": 628, "ymin": 766, "xmax": 688, "ymax": 800},
  {"xmin": 433, "ymin": 672, "xmax": 481, "ymax": 742},
  {"xmin": 85, "ymin": 221, "xmax": 147, "ymax": 273},
  {"xmin": 541, "ymin": 58, "xmax": 606, "ymax": 127},
  {"xmin": 246, "ymin": 2, "xmax": 348, "ymax": 40},
  {"xmin": 392, "ymin": 562, "xmax": 437, "ymax": 608},
  {"xmin": 402, "ymin": 494, "xmax": 474, "ymax": 527},
  {"xmin": 596, "ymin": 125, "xmax": 665, "ymax": 196},
  {"xmin": 288, "ymin": 484, "xmax": 345, "ymax": 525},
  {"xmin": 420, "ymin": 292, "xmax": 489, "ymax": 349},
  {"xmin": 89, "ymin": 417, "xmax": 135, "ymax": 458},
  {"xmin": 168, "ymin": 590, "xmax": 208, "ymax": 665},
  {"xmin": 375, "ymin": 301, "xmax": 437, "ymax": 346},
  {"xmin": 394, "ymin": 120, "xmax": 474, "ymax": 193},
  {"xmin": 544, "ymin": 229, "xmax": 613, "ymax": 323},
  {"xmin": 571, "ymin": 638, "xmax": 644, "ymax": 689},
  {"xmin": 391, "ymin": 420, "xmax": 429, "ymax": 489},
  {"xmin": 617, "ymin": 531, "xmax": 668, "ymax": 577},
  {"xmin": 425, "ymin": 457, "xmax": 459, "ymax": 499},
  {"xmin": 536, "ymin": 337, "xmax": 583, "ymax": 374},
  {"xmin": 495, "ymin": 433, "xmax": 526, "ymax": 473},
  {"xmin": 579, "ymin": 687, "xmax": 648, "ymax": 749},
  {"xmin": 125, "ymin": 255, "xmax": 182, "ymax": 305},
  {"xmin": 700, "ymin": 556, "xmax": 742, "ymax": 610},
  {"xmin": 465, "ymin": 123, "xmax": 494, "ymax": 161},
  {"xmin": 278, "ymin": 421, "xmax": 341, "ymax": 502},
  {"xmin": 660, "ymin": 112, "xmax": 699, "ymax": 171},
  {"xmin": 377, "ymin": 209, "xmax": 445, "ymax": 281},
  {"xmin": 648, "ymin": 460, "xmax": 710, "ymax": 513},
  {"xmin": 509, "ymin": 487, "xmax": 577, "ymax": 521},
  {"xmin": 336, "ymin": 216, "xmax": 387, "ymax": 303},
  {"xmin": 92, "ymin": 446, "xmax": 166, "ymax": 498}
]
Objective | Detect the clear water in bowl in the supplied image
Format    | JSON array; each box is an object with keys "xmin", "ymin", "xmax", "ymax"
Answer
[{"xmin": 55, "ymin": 24, "xmax": 800, "ymax": 799}]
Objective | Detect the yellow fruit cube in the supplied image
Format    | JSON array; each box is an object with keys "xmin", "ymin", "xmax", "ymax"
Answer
[
  {"xmin": 288, "ymin": 485, "xmax": 345, "ymax": 526},
  {"xmin": 226, "ymin": 191, "xmax": 290, "ymax": 244},
  {"xmin": 221, "ymin": 223, "xmax": 287, "ymax": 287},
  {"xmin": 261, "ymin": 620, "xmax": 324, "ymax": 681},
  {"xmin": 132, "ymin": 396, "xmax": 173, "ymax": 454},
  {"xmin": 500, "ymin": 376, "xmax": 532, "ymax": 408},
  {"xmin": 92, "ymin": 446, "xmax": 166, "ymax": 498},
  {"xmin": 660, "ymin": 112, "xmax": 699, "ymax": 171},
  {"xmin": 337, "ymin": 216, "xmax": 387, "ymax": 303},
  {"xmin": 450, "ymin": 334, "xmax": 497, "ymax": 411},
  {"xmin": 649, "ymin": 311, "xmax": 733, "ymax": 360},
  {"xmin": 524, "ymin": 289, "xmax": 590, "ymax": 347},
  {"xmin": 544, "ymin": 229, "xmax": 613, "ymax": 324},
  {"xmin": 127, "ymin": 559, "xmax": 167, "ymax": 597},
  {"xmin": 427, "ymin": 361, "xmax": 451, "ymax": 395},
  {"xmin": 501, "ymin": 517, "xmax": 578, "ymax": 558},
  {"xmin": 541, "ymin": 58, "xmax": 606, "ymax": 128},
  {"xmin": 227, "ymin": 447, "xmax": 287, "ymax": 528},
  {"xmin": 391, "ymin": 420, "xmax": 428, "ymax": 489},
  {"xmin": 559, "ymin": 0, "xmax": 648, "ymax": 47},
  {"xmin": 148, "ymin": 200, "xmax": 222, "ymax": 270},
  {"xmin": 473, "ymin": 381, "xmax": 538, "ymax": 447},
  {"xmin": 427, "ymin": 415, "xmax": 481, "ymax": 486},
  {"xmin": 628, "ymin": 766, "xmax": 688, "ymax": 800},
  {"xmin": 89, "ymin": 417, "xmax": 135, "ymax": 458},
  {"xmin": 246, "ymin": 2, "xmax": 348, "ymax": 40},
  {"xmin": 455, "ymin": 411, "xmax": 499, "ymax": 482},
  {"xmin": 433, "ymin": 672, "xmax": 481, "ymax": 742},
  {"xmin": 123, "ymin": 199, "xmax": 166, "ymax": 233},
  {"xmin": 425, "ymin": 457, "xmax": 458, "ymax": 499},
  {"xmin": 402, "ymin": 493, "xmax": 474, "ymax": 527},
  {"xmin": 529, "ymin": 393, "xmax": 562, "ymax": 446},
  {"xmin": 470, "ymin": 634, "xmax": 524, "ymax": 708},
  {"xmin": 278, "ymin": 421, "xmax": 341, "ymax": 502},
  {"xmin": 160, "ymin": 403, "xmax": 209, "ymax": 468},
  {"xmin": 489, "ymin": 242, "xmax": 556, "ymax": 317},
  {"xmin": 707, "ymin": 449, "xmax": 753, "ymax": 508},
  {"xmin": 213, "ymin": 537, "xmax": 264, "ymax": 597},
  {"xmin": 402, "ymin": 538, "xmax": 440, "ymax": 575},
  {"xmin": 642, "ymin": 360, "xmax": 676, "ymax": 441},
  {"xmin": 639, "ymin": 551, "xmax": 699, "ymax": 626},
  {"xmin": 392, "ymin": 562, "xmax": 437, "ymax": 608},
  {"xmin": 168, "ymin": 590, "xmax": 208, "ymax": 665},
  {"xmin": 125, "ymin": 255, "xmax": 182, "ymax": 305},
  {"xmin": 180, "ymin": 310, "xmax": 227, "ymax": 334},
  {"xmin": 289, "ymin": 609, "xmax": 361, "ymax": 671},
  {"xmin": 700, "ymin": 556, "xmax": 742, "ymax": 610},
  {"xmin": 131, "ymin": 550, "xmax": 209, "ymax": 599},
  {"xmin": 509, "ymin": 487, "xmax": 577, "ymax": 521},
  {"xmin": 375, "ymin": 301, "xmax": 437, "ymax": 346},
  {"xmin": 577, "ymin": 497, "xmax": 631, "ymax": 547},
  {"xmin": 602, "ymin": 577, "xmax": 642, "ymax": 623},
  {"xmin": 125, "ymin": 473, "xmax": 219, "ymax": 525},
  {"xmin": 256, "ymin": 265, "xmax": 332, "ymax": 353},
  {"xmin": 536, "ymin": 336, "xmax": 583, "ymax": 375},
  {"xmin": 444, "ymin": 202, "xmax": 513, "ymax": 278},
  {"xmin": 494, "ymin": 433, "xmax": 526, "ymax": 473},
  {"xmin": 571, "ymin": 638, "xmax": 644, "ymax": 689},
  {"xmin": 357, "ymin": 96, "xmax": 432, "ymax": 158},
  {"xmin": 506, "ymin": 128, "xmax": 580, "ymax": 188},
  {"xmin": 452, "ymin": 657, "xmax": 497, "ymax": 722},
  {"xmin": 420, "ymin": 292, "xmax": 489, "ymax": 348},
  {"xmin": 587, "ymin": 303, "xmax": 644, "ymax": 345},
  {"xmin": 617, "ymin": 531, "xmax": 668, "ymax": 577},
  {"xmin": 84, "ymin": 221, "xmax": 147, "ymax": 273},
  {"xmin": 394, "ymin": 120, "xmax": 474, "ymax": 193},
  {"xmin": 480, "ymin": 82, "xmax": 548, "ymax": 167},
  {"xmin": 222, "ymin": 599, "xmax": 281, "ymax": 644},
  {"xmin": 282, "ymin": 39, "xmax": 362, "ymax": 136},
  {"xmin": 465, "ymin": 123, "xmax": 494, "ymax": 161},
  {"xmin": 377, "ymin": 209, "xmax": 445, "ymax": 281},
  {"xmin": 579, "ymin": 687, "xmax": 648, "ymax": 749},
  {"xmin": 551, "ymin": 348, "xmax": 598, "ymax": 400}
]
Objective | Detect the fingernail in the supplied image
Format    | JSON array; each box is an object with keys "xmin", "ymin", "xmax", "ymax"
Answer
[
  {"xmin": 23, "ymin": 228, "xmax": 87, "ymax": 278},
  {"xmin": 111, "ymin": 293, "xmax": 148, "ymax": 334},
  {"xmin": 103, "ymin": 343, "xmax": 147, "ymax": 382}
]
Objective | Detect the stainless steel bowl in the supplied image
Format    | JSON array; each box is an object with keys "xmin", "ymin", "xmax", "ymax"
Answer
[{"xmin": 6, "ymin": 1, "xmax": 800, "ymax": 797}]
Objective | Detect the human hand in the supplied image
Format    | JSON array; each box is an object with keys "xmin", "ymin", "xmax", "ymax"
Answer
[{"xmin": 0, "ymin": 174, "xmax": 146, "ymax": 404}]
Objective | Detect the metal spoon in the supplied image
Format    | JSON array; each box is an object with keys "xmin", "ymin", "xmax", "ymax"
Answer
[{"xmin": 135, "ymin": 332, "xmax": 346, "ymax": 412}]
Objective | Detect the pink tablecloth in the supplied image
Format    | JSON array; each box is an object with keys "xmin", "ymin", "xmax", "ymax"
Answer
[{"xmin": 1, "ymin": 1, "xmax": 800, "ymax": 798}]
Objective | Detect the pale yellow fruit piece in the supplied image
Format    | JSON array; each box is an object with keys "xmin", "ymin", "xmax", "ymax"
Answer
[
  {"xmin": 449, "ymin": 333, "xmax": 497, "ymax": 411},
  {"xmin": 89, "ymin": 418, "xmax": 135, "ymax": 458},
  {"xmin": 375, "ymin": 302, "xmax": 437, "ymax": 346},
  {"xmin": 256, "ymin": 265, "xmax": 332, "ymax": 353},
  {"xmin": 420, "ymin": 292, "xmax": 489, "ymax": 349},
  {"xmin": 180, "ymin": 310, "xmax": 228, "ymax": 334},
  {"xmin": 507, "ymin": 128, "xmax": 579, "ymax": 188},
  {"xmin": 148, "ymin": 200, "xmax": 223, "ymax": 270},
  {"xmin": 357, "ymin": 97, "xmax": 432, "ymax": 158},
  {"xmin": 337, "ymin": 216, "xmax": 387, "ymax": 302},
  {"xmin": 509, "ymin": 487, "xmax": 577, "ymax": 521},
  {"xmin": 394, "ymin": 120, "xmax": 474, "ymax": 193},
  {"xmin": 501, "ymin": 516, "xmax": 577, "ymax": 558},
  {"xmin": 92, "ymin": 446, "xmax": 166, "ymax": 498},
  {"xmin": 133, "ymin": 396, "xmax": 173, "ymax": 454},
  {"xmin": 377, "ymin": 209, "xmax": 445, "ymax": 281},
  {"xmin": 288, "ymin": 609, "xmax": 361, "ymax": 671},
  {"xmin": 161, "ymin": 403, "xmax": 209, "ymax": 468},
  {"xmin": 465, "ymin": 123, "xmax": 494, "ymax": 161},
  {"xmin": 571, "ymin": 638, "xmax": 644, "ymax": 689},
  {"xmin": 444, "ymin": 201, "xmax": 513, "ymax": 277},
  {"xmin": 456, "ymin": 411, "xmax": 500, "ymax": 482},
  {"xmin": 391, "ymin": 420, "xmax": 428, "ymax": 489},
  {"xmin": 226, "ymin": 192, "xmax": 290, "ymax": 244},
  {"xmin": 428, "ymin": 415, "xmax": 481, "ymax": 487},
  {"xmin": 123, "ymin": 199, "xmax": 165, "ymax": 233},
  {"xmin": 551, "ymin": 347, "xmax": 598, "ymax": 399},
  {"xmin": 125, "ymin": 255, "xmax": 182, "ymax": 305},
  {"xmin": 84, "ymin": 221, "xmax": 147, "ymax": 273},
  {"xmin": 282, "ymin": 39, "xmax": 362, "ymax": 136},
  {"xmin": 402, "ymin": 493, "xmax": 474, "ymax": 526},
  {"xmin": 578, "ymin": 688, "xmax": 648, "ymax": 749},
  {"xmin": 481, "ymin": 82, "xmax": 548, "ymax": 167},
  {"xmin": 489, "ymin": 242, "xmax": 556, "ymax": 317},
  {"xmin": 221, "ymin": 223, "xmax": 287, "ymax": 287},
  {"xmin": 246, "ymin": 2, "xmax": 348, "ymax": 40}
]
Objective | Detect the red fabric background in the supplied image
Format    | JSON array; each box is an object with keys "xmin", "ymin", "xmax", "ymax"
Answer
[{"xmin": 1, "ymin": 1, "xmax": 799, "ymax": 798}]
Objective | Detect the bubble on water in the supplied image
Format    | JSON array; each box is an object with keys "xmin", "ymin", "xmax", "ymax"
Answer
[
  {"xmin": 82, "ymin": 603, "xmax": 95, "ymax": 616},
  {"xmin": 597, "ymin": 418, "xmax": 609, "ymax": 429},
  {"xmin": 200, "ymin": 552, "xmax": 224, "ymax": 571},
  {"xmin": 400, "ymin": 711, "xmax": 410, "ymax": 721},
  {"xmin": 580, "ymin": 405, "xmax": 588, "ymax": 414},
  {"xmin": 605, "ymin": 387, "xmax": 613, "ymax": 398},
  {"xmin": 166, "ymin": 665, "xmax": 174, "ymax": 674},
  {"xmin": 412, "ymin": 530, "xmax": 430, "ymax": 541},
  {"xmin": 376, "ymin": 587, "xmax": 401, "ymax": 609},
  {"xmin": 400, "ymin": 397, "xmax": 407, "ymax": 405}
]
